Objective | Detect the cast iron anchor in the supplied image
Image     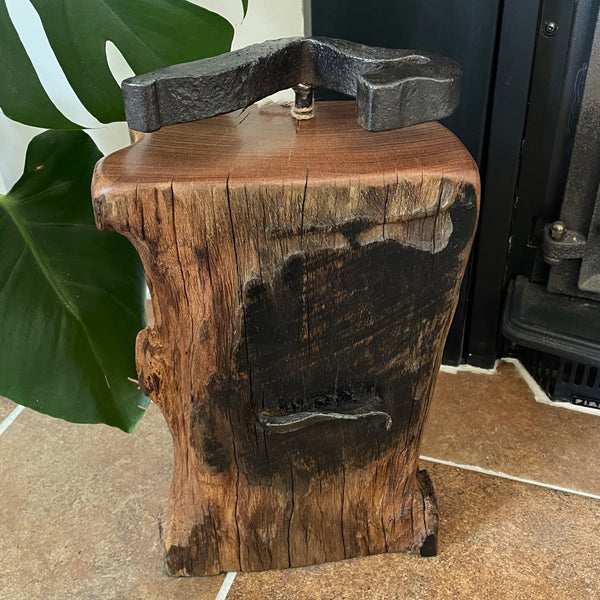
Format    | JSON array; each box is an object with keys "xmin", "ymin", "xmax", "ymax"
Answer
[{"xmin": 122, "ymin": 36, "xmax": 461, "ymax": 133}]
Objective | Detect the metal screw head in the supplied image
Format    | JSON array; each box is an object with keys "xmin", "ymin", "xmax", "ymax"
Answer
[
  {"xmin": 544, "ymin": 21, "xmax": 558, "ymax": 36},
  {"xmin": 550, "ymin": 221, "xmax": 566, "ymax": 240}
]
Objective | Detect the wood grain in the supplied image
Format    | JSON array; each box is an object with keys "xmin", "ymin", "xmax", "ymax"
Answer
[{"xmin": 92, "ymin": 101, "xmax": 479, "ymax": 575}]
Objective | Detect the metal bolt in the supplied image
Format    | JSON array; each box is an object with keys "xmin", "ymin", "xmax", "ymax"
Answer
[
  {"xmin": 292, "ymin": 83, "xmax": 315, "ymax": 121},
  {"xmin": 544, "ymin": 21, "xmax": 558, "ymax": 36},
  {"xmin": 550, "ymin": 221, "xmax": 566, "ymax": 240}
]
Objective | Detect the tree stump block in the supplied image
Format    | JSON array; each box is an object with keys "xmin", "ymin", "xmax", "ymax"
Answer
[{"xmin": 92, "ymin": 101, "xmax": 479, "ymax": 576}]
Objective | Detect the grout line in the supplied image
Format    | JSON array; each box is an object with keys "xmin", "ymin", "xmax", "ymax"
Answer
[
  {"xmin": 440, "ymin": 361, "xmax": 499, "ymax": 375},
  {"xmin": 215, "ymin": 571, "xmax": 237, "ymax": 600},
  {"xmin": 420, "ymin": 455, "xmax": 600, "ymax": 500},
  {"xmin": 0, "ymin": 405, "xmax": 24, "ymax": 438}
]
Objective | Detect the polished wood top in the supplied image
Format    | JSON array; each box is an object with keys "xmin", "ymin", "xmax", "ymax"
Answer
[{"xmin": 93, "ymin": 101, "xmax": 479, "ymax": 192}]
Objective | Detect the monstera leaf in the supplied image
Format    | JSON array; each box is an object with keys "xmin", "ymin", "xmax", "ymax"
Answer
[
  {"xmin": 0, "ymin": 1, "xmax": 78, "ymax": 129},
  {"xmin": 0, "ymin": 130, "xmax": 147, "ymax": 431},
  {"xmin": 1, "ymin": 0, "xmax": 235, "ymax": 128}
]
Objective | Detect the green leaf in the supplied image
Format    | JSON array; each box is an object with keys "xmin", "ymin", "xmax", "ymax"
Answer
[
  {"xmin": 0, "ymin": 1, "xmax": 79, "ymax": 129},
  {"xmin": 0, "ymin": 130, "xmax": 148, "ymax": 432},
  {"xmin": 242, "ymin": 0, "xmax": 248, "ymax": 17},
  {"xmin": 29, "ymin": 0, "xmax": 234, "ymax": 125}
]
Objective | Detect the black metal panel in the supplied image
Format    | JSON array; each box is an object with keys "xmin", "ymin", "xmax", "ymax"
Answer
[
  {"xmin": 311, "ymin": 0, "xmax": 501, "ymax": 365},
  {"xmin": 311, "ymin": 0, "xmax": 501, "ymax": 163},
  {"xmin": 501, "ymin": 0, "xmax": 600, "ymax": 397},
  {"xmin": 546, "ymin": 6, "xmax": 600, "ymax": 300},
  {"xmin": 508, "ymin": 0, "xmax": 600, "ymax": 282},
  {"xmin": 503, "ymin": 276, "xmax": 600, "ymax": 365},
  {"xmin": 464, "ymin": 0, "xmax": 542, "ymax": 367}
]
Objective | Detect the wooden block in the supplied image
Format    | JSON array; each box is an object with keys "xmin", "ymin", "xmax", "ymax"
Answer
[{"xmin": 92, "ymin": 101, "xmax": 479, "ymax": 575}]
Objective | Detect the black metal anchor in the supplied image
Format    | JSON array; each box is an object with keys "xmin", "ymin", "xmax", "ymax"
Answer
[{"xmin": 122, "ymin": 36, "xmax": 461, "ymax": 133}]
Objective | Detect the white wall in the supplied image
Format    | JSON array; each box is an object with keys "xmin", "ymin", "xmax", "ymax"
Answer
[{"xmin": 0, "ymin": 0, "xmax": 305, "ymax": 194}]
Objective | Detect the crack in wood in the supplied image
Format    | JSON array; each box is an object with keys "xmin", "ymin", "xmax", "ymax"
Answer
[
  {"xmin": 340, "ymin": 464, "xmax": 347, "ymax": 559},
  {"xmin": 287, "ymin": 463, "xmax": 295, "ymax": 568}
]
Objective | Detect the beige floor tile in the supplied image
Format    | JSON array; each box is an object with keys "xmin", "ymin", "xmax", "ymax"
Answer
[
  {"xmin": 0, "ymin": 403, "xmax": 224, "ymax": 600},
  {"xmin": 422, "ymin": 361, "xmax": 600, "ymax": 495},
  {"xmin": 227, "ymin": 462, "xmax": 600, "ymax": 600},
  {"xmin": 0, "ymin": 395, "xmax": 18, "ymax": 423}
]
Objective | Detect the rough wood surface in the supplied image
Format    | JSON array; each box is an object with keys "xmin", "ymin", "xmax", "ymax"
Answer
[{"xmin": 92, "ymin": 101, "xmax": 479, "ymax": 575}]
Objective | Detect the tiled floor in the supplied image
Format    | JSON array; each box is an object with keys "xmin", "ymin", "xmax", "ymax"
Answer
[{"xmin": 1, "ymin": 362, "xmax": 599, "ymax": 599}]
